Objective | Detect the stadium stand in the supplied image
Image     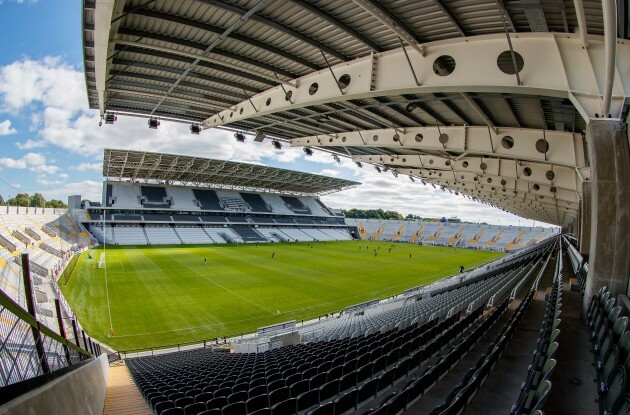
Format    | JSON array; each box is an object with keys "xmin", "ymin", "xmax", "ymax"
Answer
[
  {"xmin": 140, "ymin": 186, "xmax": 171, "ymax": 209},
  {"xmin": 240, "ymin": 193, "xmax": 272, "ymax": 213},
  {"xmin": 0, "ymin": 206, "xmax": 97, "ymax": 359},
  {"xmin": 192, "ymin": 189, "xmax": 224, "ymax": 211},
  {"xmin": 122, "ymin": 237, "xmax": 556, "ymax": 415}
]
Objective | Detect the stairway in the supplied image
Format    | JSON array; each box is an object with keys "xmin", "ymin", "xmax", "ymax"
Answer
[{"xmin": 102, "ymin": 361, "xmax": 152, "ymax": 415}]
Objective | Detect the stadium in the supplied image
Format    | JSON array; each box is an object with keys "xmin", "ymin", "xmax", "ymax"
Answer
[{"xmin": 0, "ymin": 1, "xmax": 628, "ymax": 415}]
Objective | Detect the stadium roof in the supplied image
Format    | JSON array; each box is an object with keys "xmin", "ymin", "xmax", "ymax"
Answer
[
  {"xmin": 102, "ymin": 149, "xmax": 360, "ymax": 195},
  {"xmin": 83, "ymin": 1, "xmax": 630, "ymax": 226}
]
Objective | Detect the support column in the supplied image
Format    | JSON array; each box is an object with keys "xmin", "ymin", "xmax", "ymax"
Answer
[
  {"xmin": 579, "ymin": 181, "xmax": 591, "ymax": 257},
  {"xmin": 583, "ymin": 119, "xmax": 630, "ymax": 314}
]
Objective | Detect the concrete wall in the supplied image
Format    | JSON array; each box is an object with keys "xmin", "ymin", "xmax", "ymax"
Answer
[{"xmin": 0, "ymin": 355, "xmax": 109, "ymax": 415}]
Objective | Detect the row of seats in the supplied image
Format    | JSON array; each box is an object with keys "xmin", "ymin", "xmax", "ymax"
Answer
[
  {"xmin": 510, "ymin": 250, "xmax": 562, "ymax": 415},
  {"xmin": 587, "ymin": 286, "xmax": 630, "ymax": 414},
  {"xmin": 297, "ymin": 240, "xmax": 554, "ymax": 343},
  {"xmin": 105, "ymin": 183, "xmax": 334, "ymax": 217},
  {"xmin": 125, "ymin": 240, "xmax": 556, "ymax": 415},
  {"xmin": 563, "ymin": 235, "xmax": 586, "ymax": 293},
  {"xmin": 431, "ymin": 289, "xmax": 538, "ymax": 415}
]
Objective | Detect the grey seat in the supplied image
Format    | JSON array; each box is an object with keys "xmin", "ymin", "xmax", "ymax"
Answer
[
  {"xmin": 604, "ymin": 367, "xmax": 627, "ymax": 414},
  {"xmin": 529, "ymin": 380, "xmax": 551, "ymax": 412}
]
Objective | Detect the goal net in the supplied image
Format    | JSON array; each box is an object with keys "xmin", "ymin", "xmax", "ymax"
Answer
[{"xmin": 98, "ymin": 253, "xmax": 106, "ymax": 269}]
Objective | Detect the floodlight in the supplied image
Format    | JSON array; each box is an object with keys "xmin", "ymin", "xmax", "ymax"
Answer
[
  {"xmin": 303, "ymin": 147, "xmax": 313, "ymax": 156},
  {"xmin": 405, "ymin": 102, "xmax": 419, "ymax": 112},
  {"xmin": 374, "ymin": 166, "xmax": 381, "ymax": 173},
  {"xmin": 317, "ymin": 114, "xmax": 331, "ymax": 123},
  {"xmin": 254, "ymin": 130, "xmax": 266, "ymax": 142},
  {"xmin": 190, "ymin": 124, "xmax": 201, "ymax": 135},
  {"xmin": 333, "ymin": 155, "xmax": 340, "ymax": 163},
  {"xmin": 234, "ymin": 132, "xmax": 246, "ymax": 142},
  {"xmin": 148, "ymin": 118, "xmax": 160, "ymax": 129},
  {"xmin": 355, "ymin": 161, "xmax": 362, "ymax": 168},
  {"xmin": 272, "ymin": 140, "xmax": 282, "ymax": 150},
  {"xmin": 105, "ymin": 113, "xmax": 117, "ymax": 125}
]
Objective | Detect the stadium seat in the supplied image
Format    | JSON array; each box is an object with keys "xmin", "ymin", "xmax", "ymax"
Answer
[
  {"xmin": 206, "ymin": 397, "xmax": 228, "ymax": 411},
  {"xmin": 195, "ymin": 392, "xmax": 213, "ymax": 404},
  {"xmin": 246, "ymin": 395, "xmax": 268, "ymax": 413},
  {"xmin": 248, "ymin": 385, "xmax": 267, "ymax": 399},
  {"xmin": 155, "ymin": 400, "xmax": 175, "ymax": 415},
  {"xmin": 175, "ymin": 397, "xmax": 194, "ymax": 408},
  {"xmin": 290, "ymin": 379, "xmax": 309, "ymax": 398},
  {"xmin": 184, "ymin": 402, "xmax": 206, "ymax": 415},
  {"xmin": 198, "ymin": 410, "xmax": 221, "ymax": 415},
  {"xmin": 603, "ymin": 367, "xmax": 627, "ymax": 413},
  {"xmin": 333, "ymin": 388, "xmax": 358, "ymax": 414},
  {"xmin": 268, "ymin": 387, "xmax": 290, "ymax": 407},
  {"xmin": 529, "ymin": 380, "xmax": 551, "ymax": 412},
  {"xmin": 220, "ymin": 401, "xmax": 246, "ymax": 415},
  {"xmin": 227, "ymin": 391, "xmax": 247, "ymax": 404},
  {"xmin": 162, "ymin": 408, "xmax": 185, "ymax": 415},
  {"xmin": 249, "ymin": 409, "xmax": 272, "ymax": 415},
  {"xmin": 306, "ymin": 401, "xmax": 334, "ymax": 415},
  {"xmin": 271, "ymin": 397, "xmax": 297, "ymax": 415},
  {"xmin": 296, "ymin": 389, "xmax": 319, "ymax": 412}
]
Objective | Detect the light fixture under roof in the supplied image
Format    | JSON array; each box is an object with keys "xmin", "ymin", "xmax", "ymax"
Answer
[
  {"xmin": 374, "ymin": 165, "xmax": 381, "ymax": 173},
  {"xmin": 272, "ymin": 140, "xmax": 282, "ymax": 150},
  {"xmin": 405, "ymin": 102, "xmax": 419, "ymax": 112},
  {"xmin": 355, "ymin": 161, "xmax": 362, "ymax": 168},
  {"xmin": 234, "ymin": 132, "xmax": 246, "ymax": 142},
  {"xmin": 148, "ymin": 118, "xmax": 160, "ymax": 129},
  {"xmin": 190, "ymin": 124, "xmax": 201, "ymax": 135},
  {"xmin": 254, "ymin": 130, "xmax": 266, "ymax": 142},
  {"xmin": 104, "ymin": 113, "xmax": 117, "ymax": 125},
  {"xmin": 333, "ymin": 154, "xmax": 340, "ymax": 163},
  {"xmin": 303, "ymin": 147, "xmax": 313, "ymax": 156},
  {"xmin": 317, "ymin": 114, "xmax": 331, "ymax": 123}
]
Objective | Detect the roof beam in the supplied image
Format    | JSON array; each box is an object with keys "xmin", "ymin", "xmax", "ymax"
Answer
[
  {"xmin": 117, "ymin": 28, "xmax": 296, "ymax": 78},
  {"xmin": 111, "ymin": 58, "xmax": 262, "ymax": 93},
  {"xmin": 125, "ymin": 6, "xmax": 322, "ymax": 71},
  {"xmin": 107, "ymin": 71, "xmax": 241, "ymax": 105},
  {"xmin": 113, "ymin": 43, "xmax": 278, "ymax": 86},
  {"xmin": 196, "ymin": 0, "xmax": 349, "ymax": 62},
  {"xmin": 290, "ymin": 0, "xmax": 383, "ymax": 52},
  {"xmin": 290, "ymin": 126, "xmax": 588, "ymax": 169},
  {"xmin": 205, "ymin": 34, "xmax": 628, "ymax": 130},
  {"xmin": 433, "ymin": 0, "xmax": 466, "ymax": 36},
  {"xmin": 351, "ymin": 0, "xmax": 424, "ymax": 56}
]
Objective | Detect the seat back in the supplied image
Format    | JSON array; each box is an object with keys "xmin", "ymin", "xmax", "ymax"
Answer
[
  {"xmin": 530, "ymin": 380, "xmax": 551, "ymax": 412},
  {"xmin": 604, "ymin": 367, "xmax": 627, "ymax": 412}
]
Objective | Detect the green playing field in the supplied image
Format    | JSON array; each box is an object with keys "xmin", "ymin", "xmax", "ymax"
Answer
[{"xmin": 60, "ymin": 241, "xmax": 503, "ymax": 351}]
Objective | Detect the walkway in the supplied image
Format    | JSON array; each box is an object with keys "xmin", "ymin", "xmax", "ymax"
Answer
[{"xmin": 102, "ymin": 361, "xmax": 152, "ymax": 415}]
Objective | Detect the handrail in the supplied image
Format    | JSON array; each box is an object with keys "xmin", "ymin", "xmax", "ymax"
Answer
[{"xmin": 0, "ymin": 287, "xmax": 91, "ymax": 358}]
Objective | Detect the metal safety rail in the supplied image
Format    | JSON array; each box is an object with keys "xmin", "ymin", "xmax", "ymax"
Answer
[{"xmin": 0, "ymin": 254, "xmax": 95, "ymax": 390}]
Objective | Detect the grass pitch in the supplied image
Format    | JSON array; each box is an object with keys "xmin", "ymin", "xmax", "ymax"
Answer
[{"xmin": 60, "ymin": 241, "xmax": 503, "ymax": 351}]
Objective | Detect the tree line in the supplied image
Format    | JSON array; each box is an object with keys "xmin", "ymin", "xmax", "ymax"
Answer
[
  {"xmin": 0, "ymin": 193, "xmax": 67, "ymax": 208},
  {"xmin": 341, "ymin": 208, "xmax": 405, "ymax": 220}
]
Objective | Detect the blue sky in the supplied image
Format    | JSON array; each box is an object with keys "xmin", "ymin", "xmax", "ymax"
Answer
[{"xmin": 0, "ymin": 1, "xmax": 541, "ymax": 226}]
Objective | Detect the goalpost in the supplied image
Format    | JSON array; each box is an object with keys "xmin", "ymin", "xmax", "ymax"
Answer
[{"xmin": 98, "ymin": 253, "xmax": 106, "ymax": 269}]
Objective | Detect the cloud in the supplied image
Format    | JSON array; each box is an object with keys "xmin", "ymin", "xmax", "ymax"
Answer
[
  {"xmin": 16, "ymin": 139, "xmax": 46, "ymax": 149},
  {"xmin": 0, "ymin": 119, "xmax": 16, "ymax": 135},
  {"xmin": 69, "ymin": 162, "xmax": 102, "ymax": 172},
  {"xmin": 0, "ymin": 57, "xmax": 85, "ymax": 113},
  {"xmin": 0, "ymin": 152, "xmax": 45, "ymax": 169},
  {"xmin": 38, "ymin": 180, "xmax": 101, "ymax": 202},
  {"xmin": 318, "ymin": 169, "xmax": 339, "ymax": 177},
  {"xmin": 36, "ymin": 174, "xmax": 65, "ymax": 186}
]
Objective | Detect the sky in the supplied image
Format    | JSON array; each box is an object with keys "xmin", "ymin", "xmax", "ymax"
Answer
[{"xmin": 0, "ymin": 0, "xmax": 546, "ymax": 227}]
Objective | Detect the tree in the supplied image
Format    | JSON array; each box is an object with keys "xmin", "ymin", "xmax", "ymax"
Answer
[
  {"xmin": 30, "ymin": 193, "xmax": 46, "ymax": 208},
  {"xmin": 0, "ymin": 194, "xmax": 4, "ymax": 206},
  {"xmin": 7, "ymin": 193, "xmax": 30, "ymax": 207},
  {"xmin": 46, "ymin": 199, "xmax": 67, "ymax": 208}
]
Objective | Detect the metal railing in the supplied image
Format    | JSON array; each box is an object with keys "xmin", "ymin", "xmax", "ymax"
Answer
[{"xmin": 0, "ymin": 254, "xmax": 94, "ymax": 387}]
